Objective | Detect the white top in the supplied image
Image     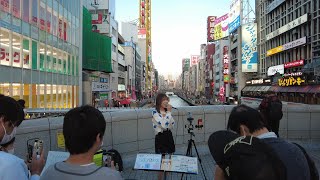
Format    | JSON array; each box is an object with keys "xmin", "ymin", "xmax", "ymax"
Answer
[
  {"xmin": 0, "ymin": 151, "xmax": 40, "ymax": 180},
  {"xmin": 152, "ymin": 109, "xmax": 175, "ymax": 135}
]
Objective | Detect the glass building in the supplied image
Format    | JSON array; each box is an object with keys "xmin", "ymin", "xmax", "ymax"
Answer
[{"xmin": 0, "ymin": 0, "xmax": 82, "ymax": 109}]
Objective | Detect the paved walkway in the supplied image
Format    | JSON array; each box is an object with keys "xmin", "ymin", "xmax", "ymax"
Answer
[{"xmin": 121, "ymin": 142, "xmax": 320, "ymax": 180}]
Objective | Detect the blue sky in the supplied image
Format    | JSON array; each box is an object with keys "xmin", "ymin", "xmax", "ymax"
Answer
[{"xmin": 115, "ymin": 0, "xmax": 254, "ymax": 77}]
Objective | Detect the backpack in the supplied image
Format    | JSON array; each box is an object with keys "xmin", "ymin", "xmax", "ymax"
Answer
[
  {"xmin": 293, "ymin": 143, "xmax": 319, "ymax": 180},
  {"xmin": 105, "ymin": 149, "xmax": 123, "ymax": 172}
]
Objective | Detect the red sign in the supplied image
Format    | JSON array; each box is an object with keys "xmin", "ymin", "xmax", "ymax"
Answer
[
  {"xmin": 191, "ymin": 55, "xmax": 200, "ymax": 65},
  {"xmin": 207, "ymin": 16, "xmax": 216, "ymax": 42},
  {"xmin": 92, "ymin": 14, "xmax": 103, "ymax": 24},
  {"xmin": 0, "ymin": 0, "xmax": 9, "ymax": 13},
  {"xmin": 284, "ymin": 60, "xmax": 304, "ymax": 68},
  {"xmin": 219, "ymin": 86, "xmax": 225, "ymax": 96}
]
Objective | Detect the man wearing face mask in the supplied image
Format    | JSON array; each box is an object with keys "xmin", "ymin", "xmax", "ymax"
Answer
[{"xmin": 0, "ymin": 95, "xmax": 45, "ymax": 180}]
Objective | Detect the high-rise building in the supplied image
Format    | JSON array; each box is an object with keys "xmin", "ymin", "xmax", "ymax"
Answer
[
  {"xmin": 205, "ymin": 43, "xmax": 215, "ymax": 99},
  {"xmin": 255, "ymin": 0, "xmax": 320, "ymax": 104},
  {"xmin": 0, "ymin": 0, "xmax": 82, "ymax": 108}
]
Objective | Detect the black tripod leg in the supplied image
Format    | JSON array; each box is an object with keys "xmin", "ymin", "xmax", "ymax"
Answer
[
  {"xmin": 191, "ymin": 140, "xmax": 207, "ymax": 180},
  {"xmin": 181, "ymin": 140, "xmax": 193, "ymax": 180}
]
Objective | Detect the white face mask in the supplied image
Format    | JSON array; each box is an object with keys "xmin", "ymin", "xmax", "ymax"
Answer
[
  {"xmin": 0, "ymin": 122, "xmax": 16, "ymax": 145},
  {"xmin": 7, "ymin": 148, "xmax": 14, "ymax": 154}
]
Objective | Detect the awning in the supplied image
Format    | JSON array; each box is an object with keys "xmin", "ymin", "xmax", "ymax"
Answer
[
  {"xmin": 242, "ymin": 86, "xmax": 251, "ymax": 92},
  {"xmin": 252, "ymin": 86, "xmax": 263, "ymax": 91},
  {"xmin": 268, "ymin": 86, "xmax": 279, "ymax": 92},
  {"xmin": 309, "ymin": 85, "xmax": 320, "ymax": 93},
  {"xmin": 296, "ymin": 86, "xmax": 314, "ymax": 93},
  {"xmin": 274, "ymin": 86, "xmax": 285, "ymax": 92},
  {"xmin": 260, "ymin": 86, "xmax": 271, "ymax": 92},
  {"xmin": 285, "ymin": 86, "xmax": 299, "ymax": 93}
]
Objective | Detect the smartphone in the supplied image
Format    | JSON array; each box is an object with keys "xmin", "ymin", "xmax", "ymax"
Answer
[{"xmin": 27, "ymin": 139, "xmax": 43, "ymax": 162}]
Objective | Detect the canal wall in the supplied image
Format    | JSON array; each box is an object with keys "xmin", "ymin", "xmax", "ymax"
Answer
[
  {"xmin": 14, "ymin": 105, "xmax": 320, "ymax": 168},
  {"xmin": 175, "ymin": 93, "xmax": 196, "ymax": 106}
]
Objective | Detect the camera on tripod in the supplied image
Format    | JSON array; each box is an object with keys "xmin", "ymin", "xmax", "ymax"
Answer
[{"xmin": 185, "ymin": 112, "xmax": 204, "ymax": 137}]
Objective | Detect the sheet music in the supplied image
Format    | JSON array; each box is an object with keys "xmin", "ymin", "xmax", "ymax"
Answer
[
  {"xmin": 41, "ymin": 151, "xmax": 70, "ymax": 175},
  {"xmin": 170, "ymin": 155, "xmax": 198, "ymax": 174}
]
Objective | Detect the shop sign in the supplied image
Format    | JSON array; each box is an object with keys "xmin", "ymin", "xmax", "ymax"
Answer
[
  {"xmin": 223, "ymin": 46, "xmax": 229, "ymax": 83},
  {"xmin": 267, "ymin": 45, "xmax": 283, "ymax": 56},
  {"xmin": 283, "ymin": 37, "xmax": 306, "ymax": 50},
  {"xmin": 118, "ymin": 71, "xmax": 125, "ymax": 79},
  {"xmin": 267, "ymin": 64, "xmax": 284, "ymax": 76},
  {"xmin": 284, "ymin": 59, "xmax": 304, "ymax": 68},
  {"xmin": 118, "ymin": 84, "xmax": 126, "ymax": 91},
  {"xmin": 278, "ymin": 77, "xmax": 305, "ymax": 86},
  {"xmin": 99, "ymin": 77, "xmax": 108, "ymax": 83},
  {"xmin": 246, "ymin": 78, "xmax": 271, "ymax": 85},
  {"xmin": 92, "ymin": 82, "xmax": 110, "ymax": 92},
  {"xmin": 283, "ymin": 72, "xmax": 303, "ymax": 77},
  {"xmin": 266, "ymin": 14, "xmax": 308, "ymax": 40}
]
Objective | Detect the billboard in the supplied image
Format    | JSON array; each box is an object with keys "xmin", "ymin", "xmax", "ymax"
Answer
[
  {"xmin": 229, "ymin": 0, "xmax": 241, "ymax": 33},
  {"xmin": 85, "ymin": 0, "xmax": 109, "ymax": 10},
  {"xmin": 138, "ymin": 28, "xmax": 146, "ymax": 39},
  {"xmin": 267, "ymin": 64, "xmax": 284, "ymax": 76},
  {"xmin": 91, "ymin": 14, "xmax": 109, "ymax": 34},
  {"xmin": 207, "ymin": 16, "xmax": 216, "ymax": 42},
  {"xmin": 242, "ymin": 23, "xmax": 257, "ymax": 72},
  {"xmin": 214, "ymin": 13, "xmax": 229, "ymax": 40},
  {"xmin": 223, "ymin": 46, "xmax": 229, "ymax": 83},
  {"xmin": 191, "ymin": 55, "xmax": 200, "ymax": 66}
]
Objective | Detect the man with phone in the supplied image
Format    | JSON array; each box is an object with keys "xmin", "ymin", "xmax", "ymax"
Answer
[{"xmin": 0, "ymin": 95, "xmax": 45, "ymax": 180}]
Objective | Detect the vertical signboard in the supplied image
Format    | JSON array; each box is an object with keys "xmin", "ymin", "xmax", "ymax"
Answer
[
  {"xmin": 191, "ymin": 55, "xmax": 200, "ymax": 66},
  {"xmin": 214, "ymin": 13, "xmax": 229, "ymax": 40},
  {"xmin": 242, "ymin": 23, "xmax": 257, "ymax": 72},
  {"xmin": 138, "ymin": 28, "xmax": 146, "ymax": 39},
  {"xmin": 223, "ymin": 46, "xmax": 229, "ymax": 83},
  {"xmin": 229, "ymin": 0, "xmax": 241, "ymax": 33},
  {"xmin": 207, "ymin": 16, "xmax": 216, "ymax": 42}
]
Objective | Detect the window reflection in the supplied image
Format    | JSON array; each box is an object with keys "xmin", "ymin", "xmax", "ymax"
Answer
[
  {"xmin": 0, "ymin": 29, "xmax": 10, "ymax": 66},
  {"xmin": 12, "ymin": 32, "xmax": 21, "ymax": 68}
]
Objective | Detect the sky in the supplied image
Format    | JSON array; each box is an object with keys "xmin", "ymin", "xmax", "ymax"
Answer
[{"xmin": 115, "ymin": 0, "xmax": 254, "ymax": 77}]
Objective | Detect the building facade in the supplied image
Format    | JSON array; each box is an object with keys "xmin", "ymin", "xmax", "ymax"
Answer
[
  {"xmin": 0, "ymin": 0, "xmax": 82, "ymax": 108},
  {"xmin": 254, "ymin": 0, "xmax": 320, "ymax": 104}
]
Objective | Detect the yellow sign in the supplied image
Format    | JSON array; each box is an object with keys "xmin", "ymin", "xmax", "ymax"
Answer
[
  {"xmin": 278, "ymin": 77, "xmax": 305, "ymax": 86},
  {"xmin": 57, "ymin": 131, "xmax": 65, "ymax": 149},
  {"xmin": 267, "ymin": 45, "xmax": 283, "ymax": 56}
]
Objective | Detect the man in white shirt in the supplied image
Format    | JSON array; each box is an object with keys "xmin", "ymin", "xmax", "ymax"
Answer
[{"xmin": 0, "ymin": 95, "xmax": 45, "ymax": 180}]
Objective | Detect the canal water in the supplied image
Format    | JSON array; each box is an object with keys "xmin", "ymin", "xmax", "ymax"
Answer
[{"xmin": 168, "ymin": 94, "xmax": 190, "ymax": 107}]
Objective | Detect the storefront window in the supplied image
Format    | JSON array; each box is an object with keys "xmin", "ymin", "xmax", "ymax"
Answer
[
  {"xmin": 22, "ymin": 0, "xmax": 30, "ymax": 22},
  {"xmin": 38, "ymin": 84, "xmax": 46, "ymax": 108},
  {"xmin": 52, "ymin": 47, "xmax": 58, "ymax": 72},
  {"xmin": 0, "ymin": 29, "xmax": 10, "ymax": 66},
  {"xmin": 46, "ymin": 84, "xmax": 52, "ymax": 108},
  {"xmin": 31, "ymin": 0, "xmax": 38, "ymax": 26},
  {"xmin": 12, "ymin": 83, "xmax": 22, "ymax": 100},
  {"xmin": 12, "ymin": 0, "xmax": 21, "ymax": 18},
  {"xmin": 46, "ymin": 45, "xmax": 52, "ymax": 72},
  {"xmin": 12, "ymin": 33, "xmax": 21, "ymax": 68},
  {"xmin": 22, "ymin": 38, "xmax": 31, "ymax": 69},
  {"xmin": 0, "ymin": 83, "xmax": 10, "ymax": 96},
  {"xmin": 0, "ymin": 0, "xmax": 10, "ymax": 13}
]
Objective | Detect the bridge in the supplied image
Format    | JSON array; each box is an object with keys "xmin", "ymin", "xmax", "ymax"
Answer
[{"xmin": 14, "ymin": 96, "xmax": 320, "ymax": 179}]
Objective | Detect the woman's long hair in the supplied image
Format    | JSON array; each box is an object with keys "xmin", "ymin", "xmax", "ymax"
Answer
[{"xmin": 155, "ymin": 93, "xmax": 169, "ymax": 113}]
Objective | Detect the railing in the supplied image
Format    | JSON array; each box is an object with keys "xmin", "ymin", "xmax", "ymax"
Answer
[{"xmin": 15, "ymin": 105, "xmax": 320, "ymax": 169}]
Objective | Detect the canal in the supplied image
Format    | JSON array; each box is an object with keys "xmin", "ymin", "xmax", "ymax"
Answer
[{"xmin": 168, "ymin": 94, "xmax": 190, "ymax": 107}]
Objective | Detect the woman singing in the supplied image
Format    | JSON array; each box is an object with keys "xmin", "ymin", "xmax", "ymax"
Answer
[{"xmin": 152, "ymin": 93, "xmax": 175, "ymax": 180}]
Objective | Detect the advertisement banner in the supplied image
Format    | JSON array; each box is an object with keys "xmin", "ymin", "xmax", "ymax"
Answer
[
  {"xmin": 266, "ymin": 14, "xmax": 308, "ymax": 40},
  {"xmin": 223, "ymin": 46, "xmax": 229, "ymax": 83},
  {"xmin": 138, "ymin": 28, "xmax": 146, "ymax": 39},
  {"xmin": 267, "ymin": 64, "xmax": 284, "ymax": 76},
  {"xmin": 267, "ymin": 45, "xmax": 283, "ymax": 56},
  {"xmin": 278, "ymin": 77, "xmax": 305, "ymax": 86},
  {"xmin": 284, "ymin": 60, "xmax": 304, "ymax": 68},
  {"xmin": 229, "ymin": 0, "xmax": 241, "ymax": 33},
  {"xmin": 191, "ymin": 55, "xmax": 200, "ymax": 66},
  {"xmin": 92, "ymin": 82, "xmax": 110, "ymax": 92},
  {"xmin": 86, "ymin": 0, "xmax": 109, "ymax": 10},
  {"xmin": 92, "ymin": 14, "xmax": 103, "ymax": 24},
  {"xmin": 242, "ymin": 23, "xmax": 257, "ymax": 72},
  {"xmin": 214, "ymin": 14, "xmax": 229, "ymax": 40},
  {"xmin": 207, "ymin": 16, "xmax": 216, "ymax": 42}
]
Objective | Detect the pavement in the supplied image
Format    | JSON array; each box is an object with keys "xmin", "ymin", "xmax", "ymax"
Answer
[{"xmin": 121, "ymin": 142, "xmax": 320, "ymax": 180}]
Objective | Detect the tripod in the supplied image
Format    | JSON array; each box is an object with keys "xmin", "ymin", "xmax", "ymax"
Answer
[{"xmin": 181, "ymin": 121, "xmax": 207, "ymax": 180}]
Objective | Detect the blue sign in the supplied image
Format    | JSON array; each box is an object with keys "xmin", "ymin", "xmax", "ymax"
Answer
[
  {"xmin": 242, "ymin": 23, "xmax": 258, "ymax": 73},
  {"xmin": 229, "ymin": 16, "xmax": 240, "ymax": 33}
]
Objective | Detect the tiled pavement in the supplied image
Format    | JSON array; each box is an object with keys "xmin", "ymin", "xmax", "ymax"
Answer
[{"xmin": 121, "ymin": 142, "xmax": 320, "ymax": 180}]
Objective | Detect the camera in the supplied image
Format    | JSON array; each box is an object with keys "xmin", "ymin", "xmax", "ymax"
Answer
[
  {"xmin": 27, "ymin": 139, "xmax": 43, "ymax": 162},
  {"xmin": 185, "ymin": 112, "xmax": 204, "ymax": 137}
]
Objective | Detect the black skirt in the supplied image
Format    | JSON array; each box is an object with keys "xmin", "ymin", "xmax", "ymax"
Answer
[{"xmin": 155, "ymin": 130, "xmax": 175, "ymax": 154}]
